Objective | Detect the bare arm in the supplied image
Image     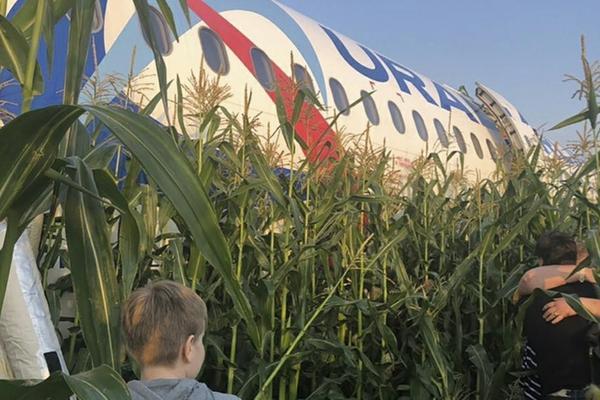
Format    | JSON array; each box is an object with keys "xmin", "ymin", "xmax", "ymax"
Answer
[
  {"xmin": 513, "ymin": 265, "xmax": 596, "ymax": 303},
  {"xmin": 543, "ymin": 297, "xmax": 600, "ymax": 324}
]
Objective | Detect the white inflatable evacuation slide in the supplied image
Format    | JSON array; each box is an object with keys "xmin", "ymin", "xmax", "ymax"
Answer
[{"xmin": 0, "ymin": 221, "xmax": 67, "ymax": 380}]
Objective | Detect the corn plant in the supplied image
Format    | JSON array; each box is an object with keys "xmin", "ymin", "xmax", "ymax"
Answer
[{"xmin": 1, "ymin": 2, "xmax": 600, "ymax": 400}]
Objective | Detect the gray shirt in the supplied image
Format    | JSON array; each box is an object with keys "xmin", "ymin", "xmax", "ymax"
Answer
[{"xmin": 127, "ymin": 378, "xmax": 241, "ymax": 400}]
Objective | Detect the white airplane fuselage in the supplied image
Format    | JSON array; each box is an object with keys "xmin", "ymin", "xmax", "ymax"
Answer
[{"xmin": 3, "ymin": 0, "xmax": 550, "ymax": 177}]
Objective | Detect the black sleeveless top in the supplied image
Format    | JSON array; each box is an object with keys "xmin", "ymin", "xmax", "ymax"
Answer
[{"xmin": 523, "ymin": 282, "xmax": 598, "ymax": 394}]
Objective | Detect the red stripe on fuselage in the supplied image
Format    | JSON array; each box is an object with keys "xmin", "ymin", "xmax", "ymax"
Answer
[{"xmin": 187, "ymin": 0, "xmax": 339, "ymax": 163}]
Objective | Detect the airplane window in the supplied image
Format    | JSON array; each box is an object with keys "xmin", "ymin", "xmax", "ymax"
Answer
[
  {"xmin": 388, "ymin": 101, "xmax": 405, "ymax": 134},
  {"xmin": 412, "ymin": 110, "xmax": 428, "ymax": 142},
  {"xmin": 470, "ymin": 133, "xmax": 484, "ymax": 159},
  {"xmin": 140, "ymin": 6, "xmax": 173, "ymax": 56},
  {"xmin": 329, "ymin": 78, "xmax": 350, "ymax": 115},
  {"xmin": 91, "ymin": 0, "xmax": 103, "ymax": 33},
  {"xmin": 361, "ymin": 91, "xmax": 380, "ymax": 125},
  {"xmin": 199, "ymin": 28, "xmax": 230, "ymax": 75},
  {"xmin": 433, "ymin": 119, "xmax": 449, "ymax": 148},
  {"xmin": 293, "ymin": 64, "xmax": 315, "ymax": 95},
  {"xmin": 486, "ymin": 139, "xmax": 498, "ymax": 161},
  {"xmin": 251, "ymin": 48, "xmax": 275, "ymax": 91},
  {"xmin": 452, "ymin": 126, "xmax": 467, "ymax": 153},
  {"xmin": 524, "ymin": 136, "xmax": 532, "ymax": 147}
]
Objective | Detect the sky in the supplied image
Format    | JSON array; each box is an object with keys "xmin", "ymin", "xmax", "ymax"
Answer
[{"xmin": 277, "ymin": 0, "xmax": 600, "ymax": 145}]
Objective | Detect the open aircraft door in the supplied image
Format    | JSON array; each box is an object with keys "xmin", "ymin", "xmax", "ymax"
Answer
[{"xmin": 475, "ymin": 82, "xmax": 537, "ymax": 153}]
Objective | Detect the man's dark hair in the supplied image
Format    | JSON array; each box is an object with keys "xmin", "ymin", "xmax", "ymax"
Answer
[{"xmin": 534, "ymin": 231, "xmax": 577, "ymax": 265}]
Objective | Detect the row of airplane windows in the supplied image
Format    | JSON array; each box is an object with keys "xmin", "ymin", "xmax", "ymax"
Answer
[{"xmin": 140, "ymin": 8, "xmax": 500, "ymax": 162}]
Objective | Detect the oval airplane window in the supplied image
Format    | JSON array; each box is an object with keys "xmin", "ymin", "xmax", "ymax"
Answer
[
  {"xmin": 524, "ymin": 135, "xmax": 532, "ymax": 147},
  {"xmin": 388, "ymin": 101, "xmax": 405, "ymax": 134},
  {"xmin": 91, "ymin": 0, "xmax": 103, "ymax": 33},
  {"xmin": 412, "ymin": 110, "xmax": 428, "ymax": 142},
  {"xmin": 329, "ymin": 78, "xmax": 350, "ymax": 115},
  {"xmin": 470, "ymin": 133, "xmax": 484, "ymax": 159},
  {"xmin": 433, "ymin": 119, "xmax": 449, "ymax": 148},
  {"xmin": 199, "ymin": 28, "xmax": 230, "ymax": 75},
  {"xmin": 452, "ymin": 126, "xmax": 467, "ymax": 153},
  {"xmin": 486, "ymin": 139, "xmax": 498, "ymax": 161},
  {"xmin": 251, "ymin": 48, "xmax": 275, "ymax": 91},
  {"xmin": 140, "ymin": 6, "xmax": 173, "ymax": 56},
  {"xmin": 361, "ymin": 91, "xmax": 380, "ymax": 125},
  {"xmin": 293, "ymin": 64, "xmax": 315, "ymax": 96}
]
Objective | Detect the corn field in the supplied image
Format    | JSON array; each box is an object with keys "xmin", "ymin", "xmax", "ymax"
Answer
[{"xmin": 1, "ymin": 2, "xmax": 600, "ymax": 400}]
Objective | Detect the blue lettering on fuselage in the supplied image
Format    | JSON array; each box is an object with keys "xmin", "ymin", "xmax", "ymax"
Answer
[
  {"xmin": 321, "ymin": 26, "xmax": 480, "ymax": 124},
  {"xmin": 321, "ymin": 26, "xmax": 388, "ymax": 82},
  {"xmin": 433, "ymin": 82, "xmax": 477, "ymax": 122},
  {"xmin": 378, "ymin": 55, "xmax": 438, "ymax": 106}
]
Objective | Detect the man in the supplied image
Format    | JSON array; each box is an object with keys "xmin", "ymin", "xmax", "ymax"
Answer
[{"xmin": 517, "ymin": 232, "xmax": 598, "ymax": 399}]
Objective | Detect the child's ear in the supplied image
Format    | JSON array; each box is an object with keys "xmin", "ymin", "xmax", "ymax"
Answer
[{"xmin": 182, "ymin": 334, "xmax": 195, "ymax": 363}]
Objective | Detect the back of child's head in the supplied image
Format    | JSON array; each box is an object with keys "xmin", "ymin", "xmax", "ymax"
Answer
[{"xmin": 122, "ymin": 280, "xmax": 207, "ymax": 367}]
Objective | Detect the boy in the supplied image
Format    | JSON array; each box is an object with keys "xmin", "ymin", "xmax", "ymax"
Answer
[{"xmin": 122, "ymin": 280, "xmax": 240, "ymax": 400}]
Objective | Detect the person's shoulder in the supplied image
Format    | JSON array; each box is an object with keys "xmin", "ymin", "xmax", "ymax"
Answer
[
  {"xmin": 211, "ymin": 392, "xmax": 240, "ymax": 400},
  {"xmin": 194, "ymin": 382, "xmax": 240, "ymax": 400}
]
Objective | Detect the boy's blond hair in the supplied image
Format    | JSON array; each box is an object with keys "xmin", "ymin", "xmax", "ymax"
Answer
[{"xmin": 122, "ymin": 280, "xmax": 207, "ymax": 366}]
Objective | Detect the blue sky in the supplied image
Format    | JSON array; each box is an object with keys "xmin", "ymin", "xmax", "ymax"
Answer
[{"xmin": 278, "ymin": 0, "xmax": 600, "ymax": 145}]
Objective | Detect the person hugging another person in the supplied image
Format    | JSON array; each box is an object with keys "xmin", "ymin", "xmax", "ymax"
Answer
[
  {"xmin": 516, "ymin": 232, "xmax": 600, "ymax": 399},
  {"xmin": 122, "ymin": 280, "xmax": 240, "ymax": 400}
]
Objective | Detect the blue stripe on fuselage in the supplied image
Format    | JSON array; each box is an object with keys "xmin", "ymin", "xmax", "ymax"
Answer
[{"xmin": 0, "ymin": 0, "xmax": 108, "ymax": 119}]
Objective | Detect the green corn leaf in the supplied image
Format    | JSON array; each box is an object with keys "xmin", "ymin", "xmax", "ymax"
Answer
[
  {"xmin": 466, "ymin": 344, "xmax": 493, "ymax": 399},
  {"xmin": 93, "ymin": 168, "xmax": 142, "ymax": 298},
  {"xmin": 493, "ymin": 263, "xmax": 526, "ymax": 305},
  {"xmin": 290, "ymin": 89, "xmax": 306, "ymax": 126},
  {"xmin": 569, "ymin": 150, "xmax": 600, "ymax": 184},
  {"xmin": 83, "ymin": 141, "xmax": 118, "ymax": 170},
  {"xmin": 581, "ymin": 36, "xmax": 598, "ymax": 129},
  {"xmin": 133, "ymin": 0, "xmax": 171, "ymax": 126},
  {"xmin": 63, "ymin": 0, "xmax": 94, "ymax": 106},
  {"xmin": 0, "ymin": 365, "xmax": 130, "ymax": 400},
  {"xmin": 175, "ymin": 75, "xmax": 189, "ymax": 137},
  {"xmin": 0, "ymin": 14, "xmax": 43, "ymax": 94},
  {"xmin": 64, "ymin": 157, "xmax": 121, "ymax": 369},
  {"xmin": 10, "ymin": 0, "xmax": 72, "ymax": 42},
  {"xmin": 44, "ymin": 168, "xmax": 122, "ymax": 212},
  {"xmin": 550, "ymin": 109, "xmax": 588, "ymax": 130},
  {"xmin": 420, "ymin": 316, "xmax": 449, "ymax": 397},
  {"xmin": 248, "ymin": 140, "xmax": 287, "ymax": 209},
  {"xmin": 169, "ymin": 238, "xmax": 188, "ymax": 286},
  {"xmin": 82, "ymin": 105, "xmax": 260, "ymax": 348},
  {"xmin": 41, "ymin": 0, "xmax": 54, "ymax": 71},
  {"xmin": 0, "ymin": 105, "xmax": 83, "ymax": 221},
  {"xmin": 140, "ymin": 184, "xmax": 158, "ymax": 255},
  {"xmin": 177, "ymin": 0, "xmax": 191, "ymax": 26},
  {"xmin": 156, "ymin": 0, "xmax": 178, "ymax": 40}
]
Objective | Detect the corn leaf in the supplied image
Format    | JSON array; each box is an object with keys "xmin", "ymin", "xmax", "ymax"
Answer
[
  {"xmin": 550, "ymin": 109, "xmax": 588, "ymax": 130},
  {"xmin": 82, "ymin": 105, "xmax": 260, "ymax": 348},
  {"xmin": 132, "ymin": 0, "xmax": 171, "ymax": 126},
  {"xmin": 63, "ymin": 0, "xmax": 94, "ymax": 105},
  {"xmin": 93, "ymin": 169, "xmax": 142, "ymax": 298},
  {"xmin": 0, "ymin": 105, "xmax": 82, "ymax": 221},
  {"xmin": 64, "ymin": 157, "xmax": 121, "ymax": 369},
  {"xmin": 0, "ymin": 14, "xmax": 43, "ymax": 94},
  {"xmin": 0, "ymin": 365, "xmax": 130, "ymax": 400}
]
